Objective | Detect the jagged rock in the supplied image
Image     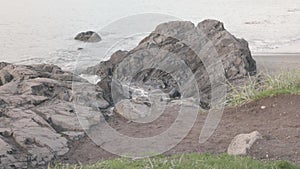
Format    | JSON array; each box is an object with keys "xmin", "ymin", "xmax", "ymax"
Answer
[
  {"xmin": 0, "ymin": 62, "xmax": 108, "ymax": 168},
  {"xmin": 74, "ymin": 31, "xmax": 102, "ymax": 42},
  {"xmin": 86, "ymin": 19, "xmax": 256, "ymax": 108},
  {"xmin": 84, "ymin": 50, "xmax": 128, "ymax": 78},
  {"xmin": 0, "ymin": 70, "xmax": 13, "ymax": 85},
  {"xmin": 227, "ymin": 131, "xmax": 262, "ymax": 155}
]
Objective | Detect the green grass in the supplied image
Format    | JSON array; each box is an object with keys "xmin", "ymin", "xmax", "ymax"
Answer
[
  {"xmin": 50, "ymin": 153, "xmax": 299, "ymax": 169},
  {"xmin": 227, "ymin": 70, "xmax": 300, "ymax": 106}
]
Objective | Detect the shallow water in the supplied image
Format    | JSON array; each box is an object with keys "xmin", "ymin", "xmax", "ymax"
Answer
[{"xmin": 1, "ymin": 0, "xmax": 300, "ymax": 71}]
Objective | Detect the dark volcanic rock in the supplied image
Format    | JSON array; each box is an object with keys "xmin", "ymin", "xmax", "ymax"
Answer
[
  {"xmin": 86, "ymin": 19, "xmax": 256, "ymax": 108},
  {"xmin": 74, "ymin": 31, "xmax": 102, "ymax": 42},
  {"xmin": 0, "ymin": 63, "xmax": 109, "ymax": 168}
]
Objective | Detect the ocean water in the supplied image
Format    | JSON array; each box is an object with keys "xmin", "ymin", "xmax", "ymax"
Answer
[{"xmin": 1, "ymin": 0, "xmax": 300, "ymax": 71}]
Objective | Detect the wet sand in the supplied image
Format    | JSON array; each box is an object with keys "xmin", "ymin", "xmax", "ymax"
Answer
[{"xmin": 253, "ymin": 53, "xmax": 300, "ymax": 73}]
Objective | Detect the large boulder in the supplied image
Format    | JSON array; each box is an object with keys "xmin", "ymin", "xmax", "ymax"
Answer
[
  {"xmin": 74, "ymin": 31, "xmax": 102, "ymax": 42},
  {"xmin": 0, "ymin": 63, "xmax": 108, "ymax": 168},
  {"xmin": 86, "ymin": 19, "xmax": 256, "ymax": 108}
]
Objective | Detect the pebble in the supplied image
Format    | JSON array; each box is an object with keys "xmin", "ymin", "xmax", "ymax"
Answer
[{"xmin": 260, "ymin": 106, "xmax": 266, "ymax": 109}]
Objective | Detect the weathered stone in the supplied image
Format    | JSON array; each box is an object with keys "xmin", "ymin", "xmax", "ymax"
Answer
[
  {"xmin": 62, "ymin": 131, "xmax": 85, "ymax": 141},
  {"xmin": 0, "ymin": 62, "xmax": 10, "ymax": 70},
  {"xmin": 74, "ymin": 31, "xmax": 102, "ymax": 42},
  {"xmin": 84, "ymin": 50, "xmax": 128, "ymax": 78},
  {"xmin": 0, "ymin": 99, "xmax": 6, "ymax": 109},
  {"xmin": 86, "ymin": 20, "xmax": 256, "ymax": 108},
  {"xmin": 12, "ymin": 118, "xmax": 69, "ymax": 155},
  {"xmin": 227, "ymin": 131, "xmax": 262, "ymax": 155},
  {"xmin": 114, "ymin": 99, "xmax": 151, "ymax": 120},
  {"xmin": 0, "ymin": 137, "xmax": 21, "ymax": 169},
  {"xmin": 0, "ymin": 62, "xmax": 108, "ymax": 168},
  {"xmin": 0, "ymin": 71, "xmax": 13, "ymax": 85}
]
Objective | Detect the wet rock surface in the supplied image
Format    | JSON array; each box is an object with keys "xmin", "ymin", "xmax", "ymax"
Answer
[{"xmin": 0, "ymin": 63, "xmax": 108, "ymax": 168}]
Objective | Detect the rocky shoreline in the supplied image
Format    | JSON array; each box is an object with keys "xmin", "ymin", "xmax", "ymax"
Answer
[{"xmin": 0, "ymin": 19, "xmax": 257, "ymax": 168}]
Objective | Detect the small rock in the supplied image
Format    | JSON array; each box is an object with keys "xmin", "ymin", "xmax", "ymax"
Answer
[
  {"xmin": 227, "ymin": 131, "xmax": 262, "ymax": 155},
  {"xmin": 260, "ymin": 106, "xmax": 266, "ymax": 109},
  {"xmin": 74, "ymin": 31, "xmax": 101, "ymax": 42}
]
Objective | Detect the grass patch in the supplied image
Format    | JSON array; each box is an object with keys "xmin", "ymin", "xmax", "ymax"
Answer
[
  {"xmin": 50, "ymin": 153, "xmax": 299, "ymax": 169},
  {"xmin": 227, "ymin": 70, "xmax": 300, "ymax": 106},
  {"xmin": 50, "ymin": 71, "xmax": 300, "ymax": 169}
]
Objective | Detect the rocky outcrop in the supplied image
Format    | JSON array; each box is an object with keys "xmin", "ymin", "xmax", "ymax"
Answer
[
  {"xmin": 227, "ymin": 131, "xmax": 262, "ymax": 155},
  {"xmin": 0, "ymin": 63, "xmax": 108, "ymax": 168},
  {"xmin": 86, "ymin": 19, "xmax": 256, "ymax": 108},
  {"xmin": 74, "ymin": 31, "xmax": 102, "ymax": 42}
]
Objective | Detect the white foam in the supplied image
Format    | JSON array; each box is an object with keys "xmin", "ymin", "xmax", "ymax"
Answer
[{"xmin": 79, "ymin": 74, "xmax": 101, "ymax": 85}]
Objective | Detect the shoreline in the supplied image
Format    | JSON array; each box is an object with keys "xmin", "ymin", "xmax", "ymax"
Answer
[{"xmin": 253, "ymin": 54, "xmax": 300, "ymax": 73}]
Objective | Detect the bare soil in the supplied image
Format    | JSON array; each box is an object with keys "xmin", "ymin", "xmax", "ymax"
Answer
[{"xmin": 60, "ymin": 94, "xmax": 300, "ymax": 165}]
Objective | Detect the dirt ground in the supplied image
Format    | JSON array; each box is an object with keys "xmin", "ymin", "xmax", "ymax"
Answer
[{"xmin": 60, "ymin": 94, "xmax": 300, "ymax": 165}]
